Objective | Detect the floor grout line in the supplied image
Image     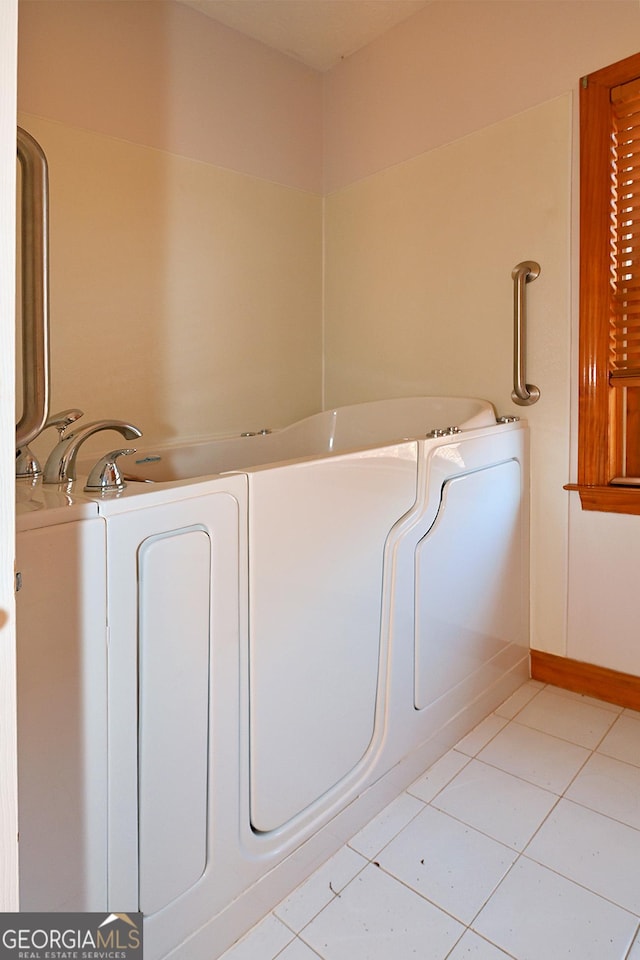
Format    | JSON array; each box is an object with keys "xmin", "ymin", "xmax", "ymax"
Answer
[{"xmin": 219, "ymin": 681, "xmax": 640, "ymax": 960}]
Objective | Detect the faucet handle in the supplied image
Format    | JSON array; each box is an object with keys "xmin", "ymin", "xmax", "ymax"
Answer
[
  {"xmin": 84, "ymin": 448, "xmax": 137, "ymax": 493},
  {"xmin": 45, "ymin": 408, "xmax": 84, "ymax": 440}
]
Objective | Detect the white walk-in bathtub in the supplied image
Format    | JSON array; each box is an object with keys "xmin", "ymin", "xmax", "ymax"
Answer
[
  {"xmin": 120, "ymin": 396, "xmax": 497, "ymax": 483},
  {"xmin": 16, "ymin": 397, "xmax": 529, "ymax": 960}
]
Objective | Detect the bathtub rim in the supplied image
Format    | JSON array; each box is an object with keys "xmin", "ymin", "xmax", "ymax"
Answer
[{"xmin": 87, "ymin": 395, "xmax": 500, "ymax": 485}]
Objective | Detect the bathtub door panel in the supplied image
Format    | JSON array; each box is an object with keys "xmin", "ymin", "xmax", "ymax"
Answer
[
  {"xmin": 103, "ymin": 482, "xmax": 245, "ymax": 954},
  {"xmin": 137, "ymin": 528, "xmax": 211, "ymax": 917},
  {"xmin": 414, "ymin": 459, "xmax": 525, "ymax": 710},
  {"xmin": 248, "ymin": 445, "xmax": 417, "ymax": 833}
]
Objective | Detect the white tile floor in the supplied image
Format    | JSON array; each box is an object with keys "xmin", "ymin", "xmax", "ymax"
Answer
[{"xmin": 220, "ymin": 681, "xmax": 640, "ymax": 960}]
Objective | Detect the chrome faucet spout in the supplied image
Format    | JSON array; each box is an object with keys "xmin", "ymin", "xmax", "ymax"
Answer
[
  {"xmin": 43, "ymin": 419, "xmax": 143, "ymax": 484},
  {"xmin": 16, "ymin": 407, "xmax": 84, "ymax": 479}
]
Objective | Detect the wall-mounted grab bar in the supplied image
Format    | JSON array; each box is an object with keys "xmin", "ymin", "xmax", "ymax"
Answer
[
  {"xmin": 16, "ymin": 126, "xmax": 50, "ymax": 448},
  {"xmin": 511, "ymin": 260, "xmax": 540, "ymax": 407}
]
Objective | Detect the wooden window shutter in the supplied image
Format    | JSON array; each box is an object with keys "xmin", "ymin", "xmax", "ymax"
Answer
[
  {"xmin": 573, "ymin": 50, "xmax": 640, "ymax": 510},
  {"xmin": 610, "ymin": 77, "xmax": 640, "ymax": 387}
]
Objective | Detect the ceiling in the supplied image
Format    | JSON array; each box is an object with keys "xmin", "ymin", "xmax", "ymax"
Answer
[{"xmin": 179, "ymin": 0, "xmax": 431, "ymax": 72}]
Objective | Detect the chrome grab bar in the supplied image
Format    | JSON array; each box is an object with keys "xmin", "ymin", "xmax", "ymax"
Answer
[
  {"xmin": 16, "ymin": 126, "xmax": 50, "ymax": 448},
  {"xmin": 511, "ymin": 260, "xmax": 540, "ymax": 406}
]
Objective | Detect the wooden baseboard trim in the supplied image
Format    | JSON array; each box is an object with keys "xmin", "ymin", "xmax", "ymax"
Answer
[{"xmin": 530, "ymin": 650, "xmax": 640, "ymax": 711}]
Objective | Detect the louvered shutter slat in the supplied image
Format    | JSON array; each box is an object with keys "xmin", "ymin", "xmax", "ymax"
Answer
[{"xmin": 610, "ymin": 77, "xmax": 640, "ymax": 386}]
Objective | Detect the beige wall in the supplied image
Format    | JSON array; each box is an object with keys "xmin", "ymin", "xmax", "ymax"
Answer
[
  {"xmin": 17, "ymin": 0, "xmax": 640, "ymax": 674},
  {"xmin": 323, "ymin": 0, "xmax": 640, "ymax": 193},
  {"xmin": 18, "ymin": 0, "xmax": 323, "ymax": 193},
  {"xmin": 323, "ymin": 0, "xmax": 640, "ymax": 672},
  {"xmin": 19, "ymin": 114, "xmax": 323, "ymax": 453},
  {"xmin": 325, "ymin": 96, "xmax": 572, "ymax": 657},
  {"xmin": 18, "ymin": 2, "xmax": 323, "ymax": 456}
]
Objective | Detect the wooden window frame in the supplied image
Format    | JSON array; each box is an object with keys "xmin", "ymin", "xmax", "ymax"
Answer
[{"xmin": 574, "ymin": 51, "xmax": 640, "ymax": 515}]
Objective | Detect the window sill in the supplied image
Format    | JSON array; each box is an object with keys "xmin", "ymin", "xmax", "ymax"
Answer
[{"xmin": 565, "ymin": 483, "xmax": 640, "ymax": 515}]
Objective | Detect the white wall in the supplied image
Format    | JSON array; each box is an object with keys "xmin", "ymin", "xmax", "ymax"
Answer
[
  {"xmin": 0, "ymin": 0, "xmax": 19, "ymax": 911},
  {"xmin": 567, "ymin": 504, "xmax": 640, "ymax": 674}
]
